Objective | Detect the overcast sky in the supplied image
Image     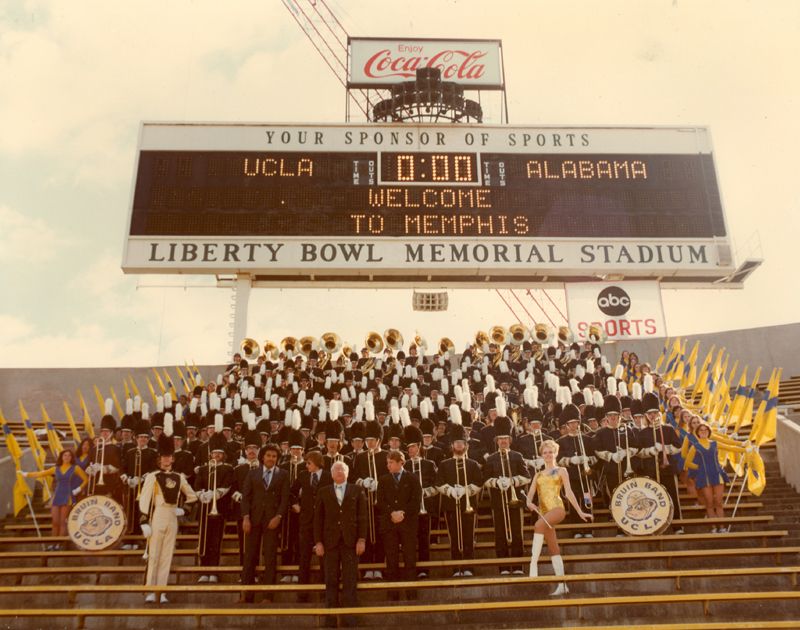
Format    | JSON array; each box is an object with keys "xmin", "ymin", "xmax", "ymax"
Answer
[{"xmin": 1, "ymin": 0, "xmax": 798, "ymax": 368}]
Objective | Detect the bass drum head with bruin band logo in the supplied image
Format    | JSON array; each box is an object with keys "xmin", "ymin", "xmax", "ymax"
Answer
[
  {"xmin": 67, "ymin": 496, "xmax": 127, "ymax": 551},
  {"xmin": 610, "ymin": 477, "xmax": 673, "ymax": 536}
]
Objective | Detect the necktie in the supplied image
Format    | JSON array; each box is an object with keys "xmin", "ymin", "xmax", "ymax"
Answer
[
  {"xmin": 264, "ymin": 468, "xmax": 272, "ymax": 489},
  {"xmin": 312, "ymin": 472, "xmax": 319, "ymax": 488},
  {"xmin": 336, "ymin": 484, "xmax": 344, "ymax": 504},
  {"xmin": 393, "ymin": 472, "xmax": 400, "ymax": 486}
]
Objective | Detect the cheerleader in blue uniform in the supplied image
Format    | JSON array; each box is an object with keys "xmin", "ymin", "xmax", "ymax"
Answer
[{"xmin": 683, "ymin": 419, "xmax": 752, "ymax": 533}]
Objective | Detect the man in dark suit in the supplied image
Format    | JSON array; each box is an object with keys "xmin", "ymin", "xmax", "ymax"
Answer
[
  {"xmin": 236, "ymin": 443, "xmax": 290, "ymax": 604},
  {"xmin": 314, "ymin": 461, "xmax": 367, "ymax": 628},
  {"xmin": 291, "ymin": 450, "xmax": 333, "ymax": 602},
  {"xmin": 377, "ymin": 450, "xmax": 422, "ymax": 600}
]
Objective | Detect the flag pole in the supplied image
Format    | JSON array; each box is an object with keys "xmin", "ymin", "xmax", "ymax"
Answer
[
  {"xmin": 23, "ymin": 492, "xmax": 46, "ymax": 551},
  {"xmin": 728, "ymin": 464, "xmax": 750, "ymax": 526}
]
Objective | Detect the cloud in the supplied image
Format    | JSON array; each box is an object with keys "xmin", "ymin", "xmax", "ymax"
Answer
[{"xmin": 0, "ymin": 205, "xmax": 70, "ymax": 261}]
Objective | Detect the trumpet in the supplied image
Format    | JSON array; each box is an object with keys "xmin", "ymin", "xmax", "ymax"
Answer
[
  {"xmin": 499, "ymin": 448, "xmax": 519, "ymax": 544},
  {"xmin": 199, "ymin": 459, "xmax": 218, "ymax": 558}
]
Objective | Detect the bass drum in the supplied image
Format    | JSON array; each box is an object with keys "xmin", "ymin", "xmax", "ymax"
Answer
[
  {"xmin": 67, "ymin": 495, "xmax": 127, "ymax": 551},
  {"xmin": 610, "ymin": 476, "xmax": 673, "ymax": 536}
]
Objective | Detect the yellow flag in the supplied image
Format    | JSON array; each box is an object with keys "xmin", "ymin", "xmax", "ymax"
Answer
[
  {"xmin": 77, "ymin": 389, "xmax": 96, "ymax": 439},
  {"xmin": 129, "ymin": 376, "xmax": 141, "ymax": 399},
  {"xmin": 746, "ymin": 450, "xmax": 767, "ymax": 496},
  {"xmin": 751, "ymin": 368, "xmax": 781, "ymax": 447},
  {"xmin": 18, "ymin": 401, "xmax": 52, "ymax": 499},
  {"xmin": 724, "ymin": 368, "xmax": 748, "ymax": 430},
  {"xmin": 680, "ymin": 341, "xmax": 700, "ymax": 390},
  {"xmin": 145, "ymin": 376, "xmax": 158, "ymax": 406},
  {"xmin": 2, "ymin": 405, "xmax": 34, "ymax": 515},
  {"xmin": 62, "ymin": 401, "xmax": 82, "ymax": 450},
  {"xmin": 185, "ymin": 361, "xmax": 197, "ymax": 388},
  {"xmin": 692, "ymin": 345, "xmax": 716, "ymax": 402},
  {"xmin": 93, "ymin": 384, "xmax": 105, "ymax": 417},
  {"xmin": 192, "ymin": 361, "xmax": 204, "ymax": 387},
  {"xmin": 152, "ymin": 368, "xmax": 167, "ymax": 395},
  {"xmin": 13, "ymin": 472, "xmax": 33, "ymax": 516},
  {"xmin": 40, "ymin": 405, "xmax": 63, "ymax": 456},
  {"xmin": 654, "ymin": 337, "xmax": 671, "ymax": 373},
  {"xmin": 0, "ymin": 406, "xmax": 24, "ymax": 462},
  {"xmin": 734, "ymin": 367, "xmax": 762, "ymax": 432},
  {"xmin": 176, "ymin": 366, "xmax": 191, "ymax": 396},
  {"xmin": 163, "ymin": 368, "xmax": 178, "ymax": 400},
  {"xmin": 123, "ymin": 379, "xmax": 131, "ymax": 401}
]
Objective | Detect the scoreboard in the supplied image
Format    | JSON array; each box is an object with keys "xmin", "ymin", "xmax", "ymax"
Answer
[{"xmin": 122, "ymin": 123, "xmax": 735, "ymax": 287}]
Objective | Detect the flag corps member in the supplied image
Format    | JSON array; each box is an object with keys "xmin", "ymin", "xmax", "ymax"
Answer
[{"xmin": 139, "ymin": 434, "xmax": 197, "ymax": 603}]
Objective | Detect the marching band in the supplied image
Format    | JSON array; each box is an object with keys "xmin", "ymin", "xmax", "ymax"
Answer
[{"xmin": 22, "ymin": 325, "xmax": 744, "ymax": 605}]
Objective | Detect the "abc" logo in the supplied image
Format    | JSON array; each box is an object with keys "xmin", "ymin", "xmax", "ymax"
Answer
[{"xmin": 597, "ymin": 286, "xmax": 631, "ymax": 316}]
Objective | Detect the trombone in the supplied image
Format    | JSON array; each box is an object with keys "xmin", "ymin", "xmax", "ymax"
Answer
[
  {"xmin": 412, "ymin": 457, "xmax": 427, "ymax": 515},
  {"xmin": 126, "ymin": 448, "xmax": 143, "ymax": 534},
  {"xmin": 453, "ymin": 456, "xmax": 474, "ymax": 554},
  {"xmin": 366, "ymin": 449, "xmax": 379, "ymax": 544},
  {"xmin": 89, "ymin": 437, "xmax": 106, "ymax": 495},
  {"xmin": 282, "ymin": 454, "xmax": 302, "ymax": 551},
  {"xmin": 499, "ymin": 448, "xmax": 520, "ymax": 544},
  {"xmin": 623, "ymin": 425, "xmax": 635, "ymax": 480},
  {"xmin": 198, "ymin": 459, "xmax": 218, "ymax": 558}
]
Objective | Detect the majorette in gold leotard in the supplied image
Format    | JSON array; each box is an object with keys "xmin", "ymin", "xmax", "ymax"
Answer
[{"xmin": 536, "ymin": 470, "xmax": 564, "ymax": 515}]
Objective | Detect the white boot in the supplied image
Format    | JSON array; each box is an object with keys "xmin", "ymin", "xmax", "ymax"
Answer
[
  {"xmin": 550, "ymin": 555, "xmax": 568, "ymax": 595},
  {"xmin": 529, "ymin": 533, "xmax": 544, "ymax": 578}
]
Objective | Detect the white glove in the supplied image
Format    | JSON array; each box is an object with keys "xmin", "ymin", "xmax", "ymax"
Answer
[
  {"xmin": 174, "ymin": 507, "xmax": 185, "ymax": 517},
  {"xmin": 141, "ymin": 524, "xmax": 152, "ymax": 539},
  {"xmin": 128, "ymin": 476, "xmax": 139, "ymax": 488},
  {"xmin": 72, "ymin": 487, "xmax": 82, "ymax": 496},
  {"xmin": 580, "ymin": 455, "xmax": 590, "ymax": 465},
  {"xmin": 569, "ymin": 456, "xmax": 581, "ymax": 465},
  {"xmin": 612, "ymin": 452, "xmax": 623, "ymax": 463},
  {"xmin": 104, "ymin": 465, "xmax": 118, "ymax": 474},
  {"xmin": 534, "ymin": 457, "xmax": 545, "ymax": 469},
  {"xmin": 232, "ymin": 491, "xmax": 243, "ymax": 502},
  {"xmin": 649, "ymin": 447, "xmax": 658, "ymax": 457},
  {"xmin": 467, "ymin": 484, "xmax": 481, "ymax": 496},
  {"xmin": 452, "ymin": 485, "xmax": 466, "ymax": 500},
  {"xmin": 497, "ymin": 477, "xmax": 512, "ymax": 491},
  {"xmin": 87, "ymin": 463, "xmax": 99, "ymax": 476},
  {"xmin": 654, "ymin": 442, "xmax": 663, "ymax": 452},
  {"xmin": 423, "ymin": 487, "xmax": 438, "ymax": 499},
  {"xmin": 746, "ymin": 446, "xmax": 754, "ymax": 453},
  {"xmin": 237, "ymin": 456, "xmax": 247, "ymax": 465},
  {"xmin": 364, "ymin": 478, "xmax": 377, "ymax": 492},
  {"xmin": 215, "ymin": 487, "xmax": 226, "ymax": 499},
  {"xmin": 17, "ymin": 471, "xmax": 28, "ymax": 477},
  {"xmin": 200, "ymin": 490, "xmax": 213, "ymax": 504}
]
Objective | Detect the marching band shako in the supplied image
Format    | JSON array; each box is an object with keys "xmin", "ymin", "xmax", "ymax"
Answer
[
  {"xmin": 67, "ymin": 496, "xmax": 127, "ymax": 551},
  {"xmin": 610, "ymin": 476, "xmax": 674, "ymax": 536}
]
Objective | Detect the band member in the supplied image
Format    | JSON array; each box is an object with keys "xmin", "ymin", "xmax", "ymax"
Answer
[
  {"xmin": 556, "ymin": 404, "xmax": 596, "ymax": 539},
  {"xmin": 87, "ymin": 407, "xmax": 123, "ymax": 502},
  {"xmin": 636, "ymin": 392, "xmax": 683, "ymax": 532},
  {"xmin": 483, "ymin": 416, "xmax": 531, "ymax": 575},
  {"xmin": 526, "ymin": 439, "xmax": 594, "ymax": 595},
  {"xmin": 592, "ymin": 395, "xmax": 639, "ymax": 535},
  {"xmin": 513, "ymin": 408, "xmax": 547, "ymax": 473},
  {"xmin": 231, "ymin": 428, "xmax": 261, "ymax": 564},
  {"xmin": 350, "ymin": 419, "xmax": 387, "ymax": 580},
  {"xmin": 279, "ymin": 422, "xmax": 306, "ymax": 579},
  {"xmin": 402, "ymin": 424, "xmax": 438, "ymax": 576},
  {"xmin": 194, "ymin": 432, "xmax": 234, "ymax": 582},
  {"xmin": 314, "ymin": 460, "xmax": 368, "ymax": 629},
  {"xmin": 419, "ymin": 418, "xmax": 444, "ymax": 466},
  {"xmin": 377, "ymin": 450, "xmax": 422, "ymax": 600},
  {"xmin": 323, "ymin": 419, "xmax": 347, "ymax": 471},
  {"xmin": 121, "ymin": 418, "xmax": 157, "ymax": 547},
  {"xmin": 435, "ymin": 416, "xmax": 482, "ymax": 577},
  {"xmin": 291, "ymin": 450, "xmax": 333, "ymax": 602},
  {"xmin": 140, "ymin": 434, "xmax": 197, "ymax": 603},
  {"xmin": 172, "ymin": 421, "xmax": 195, "ymax": 481},
  {"xmin": 237, "ymin": 443, "xmax": 290, "ymax": 604}
]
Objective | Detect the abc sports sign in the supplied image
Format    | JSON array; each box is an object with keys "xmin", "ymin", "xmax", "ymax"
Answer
[{"xmin": 565, "ymin": 281, "xmax": 666, "ymax": 341}]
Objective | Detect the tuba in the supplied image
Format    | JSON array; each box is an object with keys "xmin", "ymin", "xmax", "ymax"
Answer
[
  {"xmin": 319, "ymin": 332, "xmax": 342, "ymax": 355},
  {"xmin": 262, "ymin": 340, "xmax": 278, "ymax": 360},
  {"xmin": 239, "ymin": 338, "xmax": 261, "ymax": 361},
  {"xmin": 475, "ymin": 331, "xmax": 491, "ymax": 356},
  {"xmin": 414, "ymin": 332, "xmax": 428, "ymax": 353},
  {"xmin": 365, "ymin": 332, "xmax": 384, "ymax": 354},
  {"xmin": 438, "ymin": 337, "xmax": 455, "ymax": 359},
  {"xmin": 384, "ymin": 329, "xmax": 404, "ymax": 351},
  {"xmin": 587, "ymin": 324, "xmax": 607, "ymax": 344},
  {"xmin": 281, "ymin": 336, "xmax": 298, "ymax": 356},
  {"xmin": 490, "ymin": 325, "xmax": 508, "ymax": 345},
  {"xmin": 558, "ymin": 326, "xmax": 575, "ymax": 345},
  {"xmin": 298, "ymin": 336, "xmax": 317, "ymax": 357},
  {"xmin": 533, "ymin": 323, "xmax": 554, "ymax": 345},
  {"xmin": 509, "ymin": 323, "xmax": 529, "ymax": 345}
]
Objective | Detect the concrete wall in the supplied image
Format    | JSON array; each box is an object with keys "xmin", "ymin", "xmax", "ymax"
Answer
[{"xmin": 776, "ymin": 416, "xmax": 800, "ymax": 492}]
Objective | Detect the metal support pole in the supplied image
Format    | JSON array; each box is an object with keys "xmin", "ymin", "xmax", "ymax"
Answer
[{"xmin": 231, "ymin": 274, "xmax": 252, "ymax": 360}]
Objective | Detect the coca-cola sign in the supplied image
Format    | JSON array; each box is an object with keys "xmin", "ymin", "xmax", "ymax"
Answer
[{"xmin": 349, "ymin": 38, "xmax": 503, "ymax": 88}]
